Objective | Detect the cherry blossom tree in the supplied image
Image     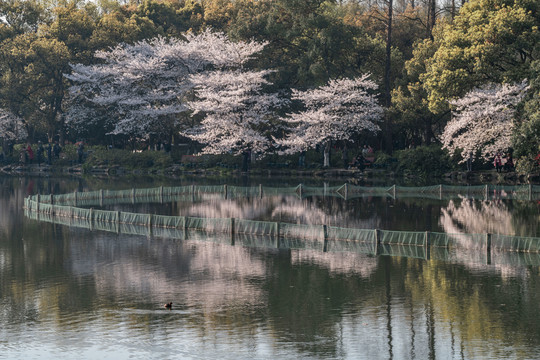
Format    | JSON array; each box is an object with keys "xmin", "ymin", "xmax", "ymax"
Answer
[
  {"xmin": 0, "ymin": 108, "xmax": 27, "ymax": 142},
  {"xmin": 183, "ymin": 69, "xmax": 284, "ymax": 159},
  {"xmin": 441, "ymin": 81, "xmax": 529, "ymax": 163},
  {"xmin": 275, "ymin": 75, "xmax": 383, "ymax": 167},
  {"xmin": 64, "ymin": 29, "xmax": 267, "ymax": 142}
]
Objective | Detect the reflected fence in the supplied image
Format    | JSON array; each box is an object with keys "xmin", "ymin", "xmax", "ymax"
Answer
[{"xmin": 23, "ymin": 184, "xmax": 540, "ymax": 267}]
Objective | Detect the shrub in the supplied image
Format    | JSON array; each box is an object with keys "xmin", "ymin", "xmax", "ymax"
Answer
[
  {"xmin": 394, "ymin": 145, "xmax": 454, "ymax": 177},
  {"xmin": 85, "ymin": 147, "xmax": 173, "ymax": 170}
]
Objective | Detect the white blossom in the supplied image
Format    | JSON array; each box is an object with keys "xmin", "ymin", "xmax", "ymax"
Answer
[
  {"xmin": 275, "ymin": 75, "xmax": 383, "ymax": 154},
  {"xmin": 64, "ymin": 29, "xmax": 267, "ymax": 139},
  {"xmin": 0, "ymin": 108, "xmax": 27, "ymax": 142},
  {"xmin": 183, "ymin": 69, "xmax": 285, "ymax": 155},
  {"xmin": 441, "ymin": 81, "xmax": 529, "ymax": 163}
]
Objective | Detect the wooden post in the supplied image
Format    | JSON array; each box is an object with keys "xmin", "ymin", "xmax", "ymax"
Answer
[
  {"xmin": 183, "ymin": 216, "xmax": 188, "ymax": 239},
  {"xmin": 374, "ymin": 229, "xmax": 381, "ymax": 255},
  {"xmin": 116, "ymin": 211, "xmax": 121, "ymax": 234},
  {"xmin": 89, "ymin": 208, "xmax": 93, "ymax": 231},
  {"xmin": 224, "ymin": 184, "xmax": 228, "ymax": 199},
  {"xmin": 231, "ymin": 218, "xmax": 235, "ymax": 246},
  {"xmin": 74, "ymin": 190, "xmax": 78, "ymax": 207},
  {"xmin": 36, "ymin": 194, "xmax": 40, "ymax": 214},
  {"xmin": 393, "ymin": 185, "xmax": 396, "ymax": 199},
  {"xmin": 485, "ymin": 184, "xmax": 488, "ymax": 200},
  {"xmin": 344, "ymin": 183, "xmax": 348, "ymax": 201},
  {"xmin": 486, "ymin": 233, "xmax": 492, "ymax": 265},
  {"xmin": 148, "ymin": 214, "xmax": 153, "ymax": 237},
  {"xmin": 275, "ymin": 222, "xmax": 281, "ymax": 248},
  {"xmin": 298, "ymin": 183, "xmax": 303, "ymax": 198},
  {"xmin": 159, "ymin": 186, "xmax": 164, "ymax": 204},
  {"xmin": 99, "ymin": 189, "xmax": 104, "ymax": 207},
  {"xmin": 323, "ymin": 224, "xmax": 329, "ymax": 252},
  {"xmin": 259, "ymin": 184, "xmax": 263, "ymax": 199},
  {"xmin": 132, "ymin": 188, "xmax": 136, "ymax": 204},
  {"xmin": 439, "ymin": 185, "xmax": 443, "ymax": 200},
  {"xmin": 424, "ymin": 231, "xmax": 431, "ymax": 261}
]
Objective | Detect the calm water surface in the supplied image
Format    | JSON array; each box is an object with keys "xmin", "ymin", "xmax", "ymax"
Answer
[{"xmin": 1, "ymin": 175, "xmax": 540, "ymax": 359}]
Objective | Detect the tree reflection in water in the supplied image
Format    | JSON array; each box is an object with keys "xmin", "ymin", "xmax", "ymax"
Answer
[{"xmin": 440, "ymin": 197, "xmax": 515, "ymax": 237}]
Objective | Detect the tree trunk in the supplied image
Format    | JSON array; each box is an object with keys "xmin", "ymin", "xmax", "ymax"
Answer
[
  {"xmin": 323, "ymin": 142, "xmax": 331, "ymax": 167},
  {"xmin": 427, "ymin": 0, "xmax": 436, "ymax": 39},
  {"xmin": 383, "ymin": 0, "xmax": 394, "ymax": 153}
]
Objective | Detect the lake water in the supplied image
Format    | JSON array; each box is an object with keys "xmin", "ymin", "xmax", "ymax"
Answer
[{"xmin": 2, "ymin": 175, "xmax": 540, "ymax": 359}]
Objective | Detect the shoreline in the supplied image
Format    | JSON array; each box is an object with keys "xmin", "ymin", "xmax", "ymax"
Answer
[{"xmin": 1, "ymin": 163, "xmax": 537, "ymax": 185}]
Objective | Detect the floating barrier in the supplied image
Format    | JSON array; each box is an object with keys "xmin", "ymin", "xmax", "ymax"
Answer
[
  {"xmin": 24, "ymin": 204, "xmax": 540, "ymax": 267},
  {"xmin": 24, "ymin": 184, "xmax": 540, "ymax": 267},
  {"xmin": 25, "ymin": 183, "xmax": 540, "ymax": 207}
]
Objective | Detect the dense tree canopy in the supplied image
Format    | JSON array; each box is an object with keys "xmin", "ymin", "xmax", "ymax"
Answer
[
  {"xmin": 421, "ymin": 0, "xmax": 539, "ymax": 113},
  {"xmin": 0, "ymin": 0, "xmax": 538, "ymax": 170}
]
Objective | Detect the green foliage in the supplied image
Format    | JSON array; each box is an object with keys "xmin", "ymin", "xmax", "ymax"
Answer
[
  {"xmin": 0, "ymin": 0, "xmax": 538, "ymax": 179},
  {"xmin": 513, "ymin": 60, "xmax": 540, "ymax": 160},
  {"xmin": 421, "ymin": 0, "xmax": 540, "ymax": 113},
  {"xmin": 394, "ymin": 145, "xmax": 454, "ymax": 177},
  {"xmin": 85, "ymin": 147, "xmax": 173, "ymax": 170}
]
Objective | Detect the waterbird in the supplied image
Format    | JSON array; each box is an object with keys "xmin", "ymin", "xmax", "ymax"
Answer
[{"xmin": 164, "ymin": 302, "xmax": 172, "ymax": 310}]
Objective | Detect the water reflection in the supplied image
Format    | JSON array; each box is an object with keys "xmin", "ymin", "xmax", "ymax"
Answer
[{"xmin": 3, "ymin": 176, "xmax": 540, "ymax": 359}]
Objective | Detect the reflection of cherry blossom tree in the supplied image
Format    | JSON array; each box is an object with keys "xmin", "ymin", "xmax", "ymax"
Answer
[
  {"xmin": 439, "ymin": 197, "xmax": 533, "ymax": 277},
  {"xmin": 292, "ymin": 251, "xmax": 378, "ymax": 277},
  {"xmin": 441, "ymin": 81, "xmax": 529, "ymax": 163},
  {"xmin": 276, "ymin": 75, "xmax": 383, "ymax": 167},
  {"xmin": 440, "ymin": 198, "xmax": 515, "ymax": 238},
  {"xmin": 181, "ymin": 195, "xmax": 379, "ymax": 230}
]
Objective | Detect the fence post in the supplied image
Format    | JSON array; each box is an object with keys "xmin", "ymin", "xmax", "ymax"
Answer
[
  {"xmin": 323, "ymin": 224, "xmax": 328, "ymax": 252},
  {"xmin": 132, "ymin": 188, "xmax": 136, "ymax": 204},
  {"xmin": 116, "ymin": 211, "xmax": 120, "ymax": 234},
  {"xmin": 424, "ymin": 231, "xmax": 431, "ymax": 261},
  {"xmin": 231, "ymin": 218, "xmax": 235, "ymax": 246},
  {"xmin": 148, "ymin": 214, "xmax": 153, "ymax": 237},
  {"xmin": 298, "ymin": 183, "xmax": 303, "ymax": 199},
  {"xmin": 344, "ymin": 183, "xmax": 348, "ymax": 201},
  {"xmin": 259, "ymin": 184, "xmax": 263, "ymax": 199},
  {"xmin": 275, "ymin": 222, "xmax": 280, "ymax": 248},
  {"xmin": 374, "ymin": 229, "xmax": 381, "ymax": 255},
  {"xmin": 159, "ymin": 186, "xmax": 164, "ymax": 204},
  {"xmin": 224, "ymin": 184, "xmax": 228, "ymax": 199},
  {"xmin": 74, "ymin": 190, "xmax": 78, "ymax": 207},
  {"xmin": 486, "ymin": 233, "xmax": 492, "ymax": 265},
  {"xmin": 439, "ymin": 185, "xmax": 443, "ymax": 200},
  {"xmin": 183, "ymin": 216, "xmax": 188, "ymax": 239},
  {"xmin": 36, "ymin": 194, "xmax": 40, "ymax": 214},
  {"xmin": 393, "ymin": 185, "xmax": 396, "ymax": 199},
  {"xmin": 89, "ymin": 208, "xmax": 93, "ymax": 231},
  {"xmin": 99, "ymin": 189, "xmax": 104, "ymax": 207},
  {"xmin": 485, "ymin": 184, "xmax": 488, "ymax": 200},
  {"xmin": 191, "ymin": 184, "xmax": 195, "ymax": 202}
]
